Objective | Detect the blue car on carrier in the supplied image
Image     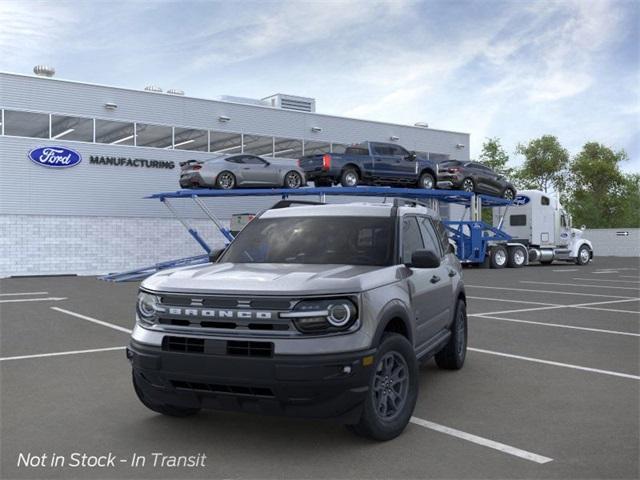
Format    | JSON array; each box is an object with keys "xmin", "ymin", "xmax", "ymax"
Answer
[{"xmin": 298, "ymin": 141, "xmax": 440, "ymax": 189}]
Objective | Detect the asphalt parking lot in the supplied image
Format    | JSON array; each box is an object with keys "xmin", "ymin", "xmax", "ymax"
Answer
[{"xmin": 1, "ymin": 257, "xmax": 638, "ymax": 479}]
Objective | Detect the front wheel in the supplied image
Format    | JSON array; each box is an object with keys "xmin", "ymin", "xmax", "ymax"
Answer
[
  {"xmin": 418, "ymin": 172, "xmax": 435, "ymax": 190},
  {"xmin": 348, "ymin": 333, "xmax": 418, "ymax": 441},
  {"xmin": 461, "ymin": 177, "xmax": 475, "ymax": 192},
  {"xmin": 435, "ymin": 300, "xmax": 467, "ymax": 370},
  {"xmin": 576, "ymin": 245, "xmax": 591, "ymax": 265},
  {"xmin": 216, "ymin": 171, "xmax": 236, "ymax": 189},
  {"xmin": 284, "ymin": 170, "xmax": 303, "ymax": 189}
]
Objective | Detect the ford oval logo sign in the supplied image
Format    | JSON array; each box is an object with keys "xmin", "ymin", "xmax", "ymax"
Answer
[
  {"xmin": 513, "ymin": 195, "xmax": 530, "ymax": 206},
  {"xmin": 28, "ymin": 146, "xmax": 82, "ymax": 168}
]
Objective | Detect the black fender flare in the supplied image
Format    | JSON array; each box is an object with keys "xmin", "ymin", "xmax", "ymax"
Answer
[
  {"xmin": 371, "ymin": 300, "xmax": 414, "ymax": 347},
  {"xmin": 419, "ymin": 167, "xmax": 436, "ymax": 179}
]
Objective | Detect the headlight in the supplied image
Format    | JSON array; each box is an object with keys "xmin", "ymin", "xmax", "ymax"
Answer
[
  {"xmin": 282, "ymin": 298, "xmax": 358, "ymax": 333},
  {"xmin": 136, "ymin": 291, "xmax": 159, "ymax": 326}
]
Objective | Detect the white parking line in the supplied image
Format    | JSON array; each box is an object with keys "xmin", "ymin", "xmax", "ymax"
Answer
[
  {"xmin": 470, "ymin": 314, "xmax": 640, "ymax": 337},
  {"xmin": 467, "ymin": 296, "xmax": 559, "ymax": 307},
  {"xmin": 620, "ymin": 275, "xmax": 640, "ymax": 279},
  {"xmin": 0, "ymin": 297, "xmax": 67, "ymax": 304},
  {"xmin": 468, "ymin": 347, "xmax": 640, "ymax": 380},
  {"xmin": 572, "ymin": 278, "xmax": 640, "ymax": 284},
  {"xmin": 472, "ymin": 305, "xmax": 565, "ymax": 316},
  {"xmin": 410, "ymin": 417, "xmax": 553, "ymax": 464},
  {"xmin": 552, "ymin": 269, "xmax": 579, "ymax": 272},
  {"xmin": 0, "ymin": 291, "xmax": 49, "ymax": 296},
  {"xmin": 466, "ymin": 285, "xmax": 637, "ymax": 299},
  {"xmin": 520, "ymin": 281, "xmax": 640, "ymax": 291},
  {"xmin": 0, "ymin": 346, "xmax": 125, "ymax": 362},
  {"xmin": 473, "ymin": 297, "xmax": 640, "ymax": 317},
  {"xmin": 51, "ymin": 307, "xmax": 132, "ymax": 334}
]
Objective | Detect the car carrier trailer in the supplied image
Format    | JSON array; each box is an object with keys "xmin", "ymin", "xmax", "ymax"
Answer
[{"xmin": 100, "ymin": 186, "xmax": 592, "ymax": 282}]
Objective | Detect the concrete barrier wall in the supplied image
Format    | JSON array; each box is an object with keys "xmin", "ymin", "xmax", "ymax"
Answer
[{"xmin": 584, "ymin": 228, "xmax": 640, "ymax": 257}]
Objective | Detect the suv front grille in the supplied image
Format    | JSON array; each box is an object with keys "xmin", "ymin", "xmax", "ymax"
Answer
[
  {"xmin": 227, "ymin": 340, "xmax": 273, "ymax": 357},
  {"xmin": 171, "ymin": 380, "xmax": 274, "ymax": 398},
  {"xmin": 162, "ymin": 336, "xmax": 204, "ymax": 353},
  {"xmin": 162, "ymin": 336, "xmax": 273, "ymax": 358}
]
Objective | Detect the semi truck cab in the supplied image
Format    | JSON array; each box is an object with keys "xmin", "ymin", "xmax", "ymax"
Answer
[{"xmin": 493, "ymin": 190, "xmax": 593, "ymax": 265}]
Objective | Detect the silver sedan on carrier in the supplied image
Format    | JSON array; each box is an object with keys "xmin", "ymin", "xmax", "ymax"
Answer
[{"xmin": 179, "ymin": 154, "xmax": 306, "ymax": 189}]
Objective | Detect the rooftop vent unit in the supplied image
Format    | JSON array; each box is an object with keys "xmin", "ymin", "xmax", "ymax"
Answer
[
  {"xmin": 144, "ymin": 85, "xmax": 163, "ymax": 93},
  {"xmin": 167, "ymin": 89, "xmax": 185, "ymax": 96},
  {"xmin": 217, "ymin": 95, "xmax": 270, "ymax": 107},
  {"xmin": 262, "ymin": 94, "xmax": 316, "ymax": 113},
  {"xmin": 33, "ymin": 65, "xmax": 55, "ymax": 77}
]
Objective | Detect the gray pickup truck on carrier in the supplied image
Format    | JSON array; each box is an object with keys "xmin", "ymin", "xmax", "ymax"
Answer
[
  {"xmin": 128, "ymin": 199, "xmax": 467, "ymax": 440},
  {"xmin": 298, "ymin": 141, "xmax": 440, "ymax": 190}
]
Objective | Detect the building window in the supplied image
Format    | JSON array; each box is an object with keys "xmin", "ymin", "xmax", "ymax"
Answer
[
  {"xmin": 243, "ymin": 134, "xmax": 274, "ymax": 156},
  {"xmin": 3, "ymin": 110, "xmax": 49, "ymax": 138},
  {"xmin": 273, "ymin": 137, "xmax": 303, "ymax": 159},
  {"xmin": 95, "ymin": 119, "xmax": 135, "ymax": 145},
  {"xmin": 173, "ymin": 127, "xmax": 208, "ymax": 151},
  {"xmin": 135, "ymin": 123, "xmax": 173, "ymax": 148},
  {"xmin": 210, "ymin": 131, "xmax": 243, "ymax": 154},
  {"xmin": 303, "ymin": 140, "xmax": 331, "ymax": 155},
  {"xmin": 51, "ymin": 114, "xmax": 93, "ymax": 142}
]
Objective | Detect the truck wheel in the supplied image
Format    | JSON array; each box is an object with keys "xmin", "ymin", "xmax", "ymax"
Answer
[
  {"xmin": 435, "ymin": 300, "xmax": 467, "ymax": 370},
  {"xmin": 348, "ymin": 333, "xmax": 418, "ymax": 441},
  {"xmin": 418, "ymin": 172, "xmax": 435, "ymax": 190},
  {"xmin": 576, "ymin": 245, "xmax": 591, "ymax": 265},
  {"xmin": 462, "ymin": 178, "xmax": 475, "ymax": 192},
  {"xmin": 507, "ymin": 246, "xmax": 526, "ymax": 268},
  {"xmin": 132, "ymin": 372, "xmax": 200, "ymax": 417},
  {"xmin": 490, "ymin": 245, "xmax": 507, "ymax": 269},
  {"xmin": 216, "ymin": 171, "xmax": 236, "ymax": 189},
  {"xmin": 340, "ymin": 168, "xmax": 359, "ymax": 187}
]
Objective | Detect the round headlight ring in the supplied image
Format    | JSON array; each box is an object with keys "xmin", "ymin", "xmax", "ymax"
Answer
[
  {"xmin": 137, "ymin": 292, "xmax": 158, "ymax": 321},
  {"xmin": 327, "ymin": 302, "xmax": 354, "ymax": 327}
]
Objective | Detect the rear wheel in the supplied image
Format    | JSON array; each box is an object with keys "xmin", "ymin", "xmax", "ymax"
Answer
[
  {"xmin": 462, "ymin": 178, "xmax": 475, "ymax": 192},
  {"xmin": 490, "ymin": 245, "xmax": 508, "ymax": 269},
  {"xmin": 418, "ymin": 172, "xmax": 435, "ymax": 190},
  {"xmin": 435, "ymin": 300, "xmax": 467, "ymax": 370},
  {"xmin": 576, "ymin": 245, "xmax": 591, "ymax": 265},
  {"xmin": 348, "ymin": 333, "xmax": 418, "ymax": 441},
  {"xmin": 507, "ymin": 245, "xmax": 526, "ymax": 268},
  {"xmin": 284, "ymin": 171, "xmax": 303, "ymax": 189},
  {"xmin": 132, "ymin": 373, "xmax": 200, "ymax": 417},
  {"xmin": 216, "ymin": 171, "xmax": 236, "ymax": 189},
  {"xmin": 340, "ymin": 168, "xmax": 359, "ymax": 187}
]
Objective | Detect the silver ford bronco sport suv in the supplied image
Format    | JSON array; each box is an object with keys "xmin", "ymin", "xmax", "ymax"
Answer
[{"xmin": 128, "ymin": 199, "xmax": 467, "ymax": 440}]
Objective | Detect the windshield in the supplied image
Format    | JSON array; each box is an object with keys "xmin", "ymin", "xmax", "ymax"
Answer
[{"xmin": 220, "ymin": 216, "xmax": 395, "ymax": 266}]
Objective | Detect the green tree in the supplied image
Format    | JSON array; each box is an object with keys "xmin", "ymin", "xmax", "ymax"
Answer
[
  {"xmin": 565, "ymin": 142, "xmax": 638, "ymax": 228},
  {"xmin": 516, "ymin": 135, "xmax": 569, "ymax": 193},
  {"xmin": 479, "ymin": 137, "xmax": 512, "ymax": 176}
]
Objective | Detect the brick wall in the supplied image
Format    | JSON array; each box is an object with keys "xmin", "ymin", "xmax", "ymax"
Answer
[{"xmin": 0, "ymin": 215, "xmax": 228, "ymax": 277}]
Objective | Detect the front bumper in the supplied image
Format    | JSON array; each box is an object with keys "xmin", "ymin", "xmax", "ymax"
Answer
[
  {"xmin": 436, "ymin": 174, "xmax": 463, "ymax": 190},
  {"xmin": 128, "ymin": 339, "xmax": 375, "ymax": 422}
]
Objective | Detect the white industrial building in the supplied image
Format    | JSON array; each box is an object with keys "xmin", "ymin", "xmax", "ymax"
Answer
[{"xmin": 0, "ymin": 69, "xmax": 470, "ymax": 277}]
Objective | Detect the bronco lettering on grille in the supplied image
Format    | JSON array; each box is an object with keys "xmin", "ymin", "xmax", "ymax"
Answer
[{"xmin": 160, "ymin": 307, "xmax": 273, "ymax": 320}]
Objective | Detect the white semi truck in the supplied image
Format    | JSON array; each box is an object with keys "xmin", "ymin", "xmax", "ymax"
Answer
[{"xmin": 491, "ymin": 190, "xmax": 593, "ymax": 267}]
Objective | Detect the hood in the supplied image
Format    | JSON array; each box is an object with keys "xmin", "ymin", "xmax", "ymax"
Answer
[{"xmin": 141, "ymin": 262, "xmax": 402, "ymax": 296}]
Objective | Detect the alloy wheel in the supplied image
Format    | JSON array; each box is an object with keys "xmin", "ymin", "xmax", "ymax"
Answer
[
  {"xmin": 286, "ymin": 172, "xmax": 302, "ymax": 189},
  {"xmin": 373, "ymin": 352, "xmax": 409, "ymax": 420},
  {"xmin": 218, "ymin": 172, "xmax": 235, "ymax": 189},
  {"xmin": 421, "ymin": 175, "xmax": 434, "ymax": 189},
  {"xmin": 462, "ymin": 179, "xmax": 474, "ymax": 192},
  {"xmin": 344, "ymin": 172, "xmax": 358, "ymax": 186},
  {"xmin": 504, "ymin": 189, "xmax": 515, "ymax": 200}
]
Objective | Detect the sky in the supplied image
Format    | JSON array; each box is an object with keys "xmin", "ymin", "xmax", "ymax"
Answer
[{"xmin": 1, "ymin": 0, "xmax": 638, "ymax": 172}]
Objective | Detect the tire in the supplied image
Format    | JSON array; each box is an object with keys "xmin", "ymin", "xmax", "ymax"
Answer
[
  {"xmin": 490, "ymin": 245, "xmax": 508, "ymax": 269},
  {"xmin": 340, "ymin": 168, "xmax": 359, "ymax": 187},
  {"xmin": 132, "ymin": 372, "xmax": 200, "ymax": 417},
  {"xmin": 418, "ymin": 172, "xmax": 435, "ymax": 190},
  {"xmin": 283, "ymin": 170, "xmax": 303, "ymax": 189},
  {"xmin": 348, "ymin": 333, "xmax": 418, "ymax": 441},
  {"xmin": 503, "ymin": 188, "xmax": 516, "ymax": 201},
  {"xmin": 216, "ymin": 171, "xmax": 236, "ymax": 189},
  {"xmin": 576, "ymin": 245, "xmax": 591, "ymax": 265},
  {"xmin": 435, "ymin": 300, "xmax": 467, "ymax": 370},
  {"xmin": 461, "ymin": 177, "xmax": 475, "ymax": 192},
  {"xmin": 507, "ymin": 246, "xmax": 526, "ymax": 268}
]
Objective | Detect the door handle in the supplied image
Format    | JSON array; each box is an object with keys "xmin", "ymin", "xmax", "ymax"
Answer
[
  {"xmin": 242, "ymin": 167, "xmax": 251, "ymax": 170},
  {"xmin": 448, "ymin": 269, "xmax": 457, "ymax": 277},
  {"xmin": 430, "ymin": 275, "xmax": 441, "ymax": 284}
]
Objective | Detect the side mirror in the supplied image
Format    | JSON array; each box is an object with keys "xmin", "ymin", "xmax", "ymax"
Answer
[
  {"xmin": 408, "ymin": 249, "xmax": 440, "ymax": 268},
  {"xmin": 208, "ymin": 248, "xmax": 225, "ymax": 263},
  {"xmin": 407, "ymin": 151, "xmax": 417, "ymax": 161}
]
